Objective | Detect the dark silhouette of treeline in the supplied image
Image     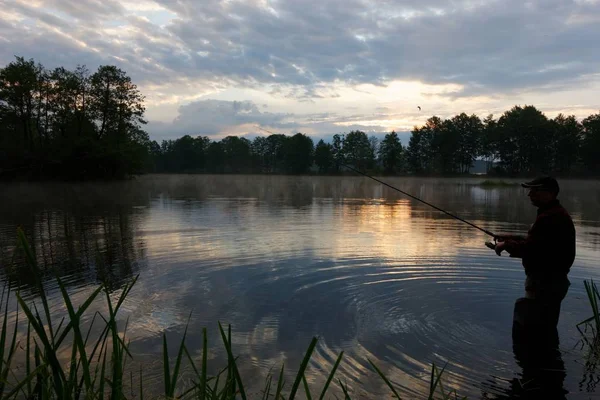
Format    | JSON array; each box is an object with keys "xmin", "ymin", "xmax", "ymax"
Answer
[
  {"xmin": 152, "ymin": 107, "xmax": 600, "ymax": 177},
  {"xmin": 0, "ymin": 57, "xmax": 151, "ymax": 179},
  {"xmin": 3, "ymin": 57, "xmax": 600, "ymax": 179}
]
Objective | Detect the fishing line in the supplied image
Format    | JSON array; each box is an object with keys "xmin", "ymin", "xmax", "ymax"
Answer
[
  {"xmin": 256, "ymin": 125, "xmax": 499, "ymax": 240},
  {"xmin": 340, "ymin": 163, "xmax": 498, "ymax": 239}
]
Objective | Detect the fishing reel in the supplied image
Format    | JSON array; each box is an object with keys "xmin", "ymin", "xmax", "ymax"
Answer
[{"xmin": 485, "ymin": 237, "xmax": 504, "ymax": 256}]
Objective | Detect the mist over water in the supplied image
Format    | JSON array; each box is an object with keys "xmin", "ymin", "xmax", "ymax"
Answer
[{"xmin": 2, "ymin": 175, "xmax": 600, "ymax": 398}]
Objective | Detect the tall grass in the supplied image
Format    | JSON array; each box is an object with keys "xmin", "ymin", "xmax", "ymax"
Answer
[
  {"xmin": 578, "ymin": 280, "xmax": 600, "ymax": 348},
  {"xmin": 0, "ymin": 228, "xmax": 465, "ymax": 399}
]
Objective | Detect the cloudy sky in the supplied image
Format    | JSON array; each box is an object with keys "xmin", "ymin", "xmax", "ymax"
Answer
[{"xmin": 1, "ymin": 0, "xmax": 599, "ymax": 143}]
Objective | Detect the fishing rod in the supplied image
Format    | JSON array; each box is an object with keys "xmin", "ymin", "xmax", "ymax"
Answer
[{"xmin": 254, "ymin": 125, "xmax": 499, "ymax": 241}]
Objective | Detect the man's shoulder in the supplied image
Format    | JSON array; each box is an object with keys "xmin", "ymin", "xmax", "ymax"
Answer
[{"xmin": 536, "ymin": 204, "xmax": 574, "ymax": 230}]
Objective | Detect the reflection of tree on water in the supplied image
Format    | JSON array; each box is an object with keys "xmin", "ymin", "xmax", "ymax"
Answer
[{"xmin": 0, "ymin": 184, "xmax": 149, "ymax": 293}]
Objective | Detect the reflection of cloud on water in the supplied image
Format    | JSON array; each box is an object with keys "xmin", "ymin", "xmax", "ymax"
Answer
[{"xmin": 3, "ymin": 175, "xmax": 600, "ymax": 398}]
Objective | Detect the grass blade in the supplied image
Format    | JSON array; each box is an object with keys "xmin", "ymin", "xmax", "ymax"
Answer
[
  {"xmin": 169, "ymin": 314, "xmax": 191, "ymax": 397},
  {"xmin": 202, "ymin": 327, "xmax": 207, "ymax": 400},
  {"xmin": 16, "ymin": 292, "xmax": 67, "ymax": 397},
  {"xmin": 54, "ymin": 285, "xmax": 103, "ymax": 349},
  {"xmin": 262, "ymin": 373, "xmax": 273, "ymax": 400},
  {"xmin": 56, "ymin": 275, "xmax": 93, "ymax": 390},
  {"xmin": 319, "ymin": 351, "xmax": 344, "ymax": 400},
  {"xmin": 275, "ymin": 364, "xmax": 285, "ymax": 400},
  {"xmin": 140, "ymin": 365, "xmax": 144, "ymax": 400},
  {"xmin": 163, "ymin": 333, "xmax": 171, "ymax": 397},
  {"xmin": 337, "ymin": 379, "xmax": 352, "ymax": 400},
  {"xmin": 17, "ymin": 228, "xmax": 55, "ymax": 341},
  {"xmin": 302, "ymin": 374, "xmax": 312, "ymax": 400},
  {"xmin": 3, "ymin": 364, "xmax": 48, "ymax": 399},
  {"xmin": 288, "ymin": 337, "xmax": 318, "ymax": 400},
  {"xmin": 368, "ymin": 358, "xmax": 401, "ymax": 399},
  {"xmin": 218, "ymin": 322, "xmax": 247, "ymax": 400}
]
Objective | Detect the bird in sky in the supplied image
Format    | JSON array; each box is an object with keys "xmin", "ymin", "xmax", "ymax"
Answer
[{"xmin": 417, "ymin": 106, "xmax": 421, "ymax": 111}]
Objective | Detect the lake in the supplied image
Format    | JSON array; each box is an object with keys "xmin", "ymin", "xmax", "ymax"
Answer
[{"xmin": 1, "ymin": 175, "xmax": 600, "ymax": 399}]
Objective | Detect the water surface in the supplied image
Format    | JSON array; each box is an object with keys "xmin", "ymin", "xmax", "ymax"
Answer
[{"xmin": 1, "ymin": 175, "xmax": 600, "ymax": 398}]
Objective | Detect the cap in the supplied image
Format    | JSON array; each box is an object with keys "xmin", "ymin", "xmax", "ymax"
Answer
[{"xmin": 521, "ymin": 176, "xmax": 560, "ymax": 194}]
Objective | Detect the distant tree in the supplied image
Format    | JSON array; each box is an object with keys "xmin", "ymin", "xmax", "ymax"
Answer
[
  {"xmin": 331, "ymin": 134, "xmax": 345, "ymax": 171},
  {"xmin": 251, "ymin": 136, "xmax": 269, "ymax": 172},
  {"xmin": 451, "ymin": 113, "xmax": 483, "ymax": 173},
  {"xmin": 0, "ymin": 57, "xmax": 45, "ymax": 157},
  {"xmin": 582, "ymin": 113, "xmax": 600, "ymax": 175},
  {"xmin": 481, "ymin": 114, "xmax": 498, "ymax": 173},
  {"xmin": 283, "ymin": 133, "xmax": 314, "ymax": 174},
  {"xmin": 205, "ymin": 141, "xmax": 225, "ymax": 173},
  {"xmin": 221, "ymin": 136, "xmax": 251, "ymax": 172},
  {"xmin": 551, "ymin": 114, "xmax": 582, "ymax": 175},
  {"xmin": 496, "ymin": 105, "xmax": 552, "ymax": 175},
  {"xmin": 343, "ymin": 130, "xmax": 373, "ymax": 170},
  {"xmin": 314, "ymin": 139, "xmax": 334, "ymax": 173},
  {"xmin": 369, "ymin": 135, "xmax": 379, "ymax": 169},
  {"xmin": 406, "ymin": 127, "xmax": 425, "ymax": 174},
  {"xmin": 265, "ymin": 134, "xmax": 287, "ymax": 173},
  {"xmin": 0, "ymin": 57, "xmax": 149, "ymax": 179},
  {"xmin": 378, "ymin": 131, "xmax": 404, "ymax": 174}
]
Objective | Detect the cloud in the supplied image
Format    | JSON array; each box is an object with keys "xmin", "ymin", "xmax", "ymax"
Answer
[
  {"xmin": 3, "ymin": 0, "xmax": 600, "ymax": 94},
  {"xmin": 1, "ymin": 0, "xmax": 599, "ymax": 139},
  {"xmin": 147, "ymin": 99, "xmax": 411, "ymax": 144}
]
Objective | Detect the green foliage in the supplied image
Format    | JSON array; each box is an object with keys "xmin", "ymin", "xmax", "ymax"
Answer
[
  {"xmin": 379, "ymin": 131, "xmax": 404, "ymax": 174},
  {"xmin": 582, "ymin": 113, "xmax": 600, "ymax": 175},
  {"xmin": 314, "ymin": 139, "xmax": 335, "ymax": 173},
  {"xmin": 342, "ymin": 131, "xmax": 374, "ymax": 170},
  {"xmin": 283, "ymin": 133, "xmax": 314, "ymax": 174},
  {"xmin": 3, "ymin": 55, "xmax": 595, "ymax": 178}
]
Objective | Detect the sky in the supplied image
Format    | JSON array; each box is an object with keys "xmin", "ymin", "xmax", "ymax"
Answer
[{"xmin": 1, "ymin": 0, "xmax": 599, "ymax": 144}]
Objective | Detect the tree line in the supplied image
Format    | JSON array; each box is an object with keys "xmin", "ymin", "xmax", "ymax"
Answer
[
  {"xmin": 2, "ymin": 57, "xmax": 600, "ymax": 179},
  {"xmin": 152, "ymin": 107, "xmax": 600, "ymax": 177},
  {"xmin": 0, "ymin": 57, "xmax": 150, "ymax": 179}
]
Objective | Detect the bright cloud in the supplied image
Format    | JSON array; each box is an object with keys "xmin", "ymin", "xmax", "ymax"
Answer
[{"xmin": 1, "ymin": 0, "xmax": 599, "ymax": 141}]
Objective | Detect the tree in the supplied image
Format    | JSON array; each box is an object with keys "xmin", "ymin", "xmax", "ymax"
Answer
[
  {"xmin": 369, "ymin": 135, "xmax": 379, "ymax": 169},
  {"xmin": 283, "ymin": 133, "xmax": 314, "ymax": 174},
  {"xmin": 314, "ymin": 139, "xmax": 334, "ymax": 173},
  {"xmin": 342, "ymin": 130, "xmax": 373, "ymax": 170},
  {"xmin": 551, "ymin": 114, "xmax": 582, "ymax": 175},
  {"xmin": 221, "ymin": 136, "xmax": 251, "ymax": 172},
  {"xmin": 251, "ymin": 136, "xmax": 269, "ymax": 172},
  {"xmin": 0, "ymin": 57, "xmax": 45, "ymax": 157},
  {"xmin": 451, "ymin": 113, "xmax": 482, "ymax": 173},
  {"xmin": 496, "ymin": 105, "xmax": 552, "ymax": 175},
  {"xmin": 265, "ymin": 134, "xmax": 288, "ymax": 173},
  {"xmin": 331, "ymin": 134, "xmax": 345, "ymax": 172},
  {"xmin": 89, "ymin": 65, "xmax": 146, "ymax": 142},
  {"xmin": 0, "ymin": 57, "xmax": 150, "ymax": 179},
  {"xmin": 406, "ymin": 127, "xmax": 425, "ymax": 174},
  {"xmin": 205, "ymin": 141, "xmax": 225, "ymax": 173},
  {"xmin": 481, "ymin": 114, "xmax": 498, "ymax": 173},
  {"xmin": 582, "ymin": 113, "xmax": 600, "ymax": 175},
  {"xmin": 378, "ymin": 131, "xmax": 404, "ymax": 174}
]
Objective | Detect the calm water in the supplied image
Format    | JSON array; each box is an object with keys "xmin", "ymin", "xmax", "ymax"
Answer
[{"xmin": 2, "ymin": 175, "xmax": 600, "ymax": 399}]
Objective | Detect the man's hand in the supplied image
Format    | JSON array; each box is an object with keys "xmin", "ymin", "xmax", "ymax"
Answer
[
  {"xmin": 485, "ymin": 240, "xmax": 506, "ymax": 256},
  {"xmin": 494, "ymin": 241, "xmax": 506, "ymax": 256}
]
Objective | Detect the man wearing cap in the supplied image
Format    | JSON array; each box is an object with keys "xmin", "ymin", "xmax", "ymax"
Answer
[{"xmin": 492, "ymin": 177, "xmax": 576, "ymax": 341}]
